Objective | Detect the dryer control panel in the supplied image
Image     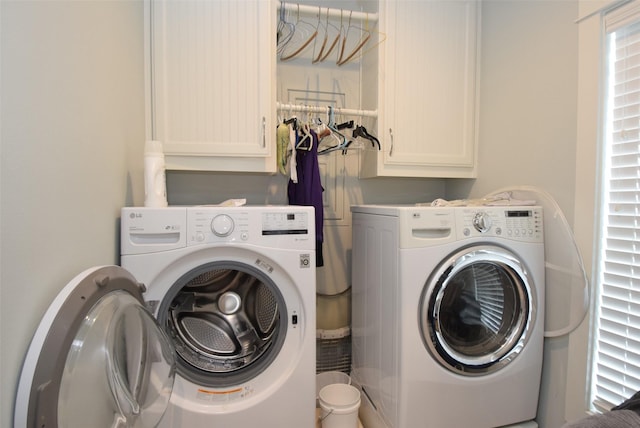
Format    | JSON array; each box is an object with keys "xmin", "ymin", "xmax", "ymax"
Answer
[{"xmin": 457, "ymin": 206, "xmax": 543, "ymax": 242}]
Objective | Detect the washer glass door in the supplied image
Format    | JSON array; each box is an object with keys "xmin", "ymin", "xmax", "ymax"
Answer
[
  {"xmin": 15, "ymin": 266, "xmax": 175, "ymax": 428},
  {"xmin": 420, "ymin": 245, "xmax": 535, "ymax": 375}
]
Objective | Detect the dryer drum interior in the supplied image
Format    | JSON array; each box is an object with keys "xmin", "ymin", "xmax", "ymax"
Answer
[
  {"xmin": 159, "ymin": 262, "xmax": 287, "ymax": 387},
  {"xmin": 422, "ymin": 247, "xmax": 534, "ymax": 375}
]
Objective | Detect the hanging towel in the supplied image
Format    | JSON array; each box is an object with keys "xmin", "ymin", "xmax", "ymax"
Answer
[
  {"xmin": 289, "ymin": 124, "xmax": 298, "ymax": 183},
  {"xmin": 287, "ymin": 129, "xmax": 324, "ymax": 267},
  {"xmin": 277, "ymin": 123, "xmax": 290, "ymax": 175}
]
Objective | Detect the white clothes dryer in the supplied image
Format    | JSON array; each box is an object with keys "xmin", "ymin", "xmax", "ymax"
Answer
[
  {"xmin": 350, "ymin": 205, "xmax": 545, "ymax": 428},
  {"xmin": 15, "ymin": 205, "xmax": 316, "ymax": 428}
]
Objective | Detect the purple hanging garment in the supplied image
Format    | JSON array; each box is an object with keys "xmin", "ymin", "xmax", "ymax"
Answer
[{"xmin": 288, "ymin": 129, "xmax": 324, "ymax": 267}]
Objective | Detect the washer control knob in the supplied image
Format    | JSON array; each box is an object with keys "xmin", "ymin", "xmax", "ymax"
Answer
[
  {"xmin": 472, "ymin": 212, "xmax": 492, "ymax": 233},
  {"xmin": 211, "ymin": 214, "xmax": 234, "ymax": 237},
  {"xmin": 218, "ymin": 292, "xmax": 241, "ymax": 314}
]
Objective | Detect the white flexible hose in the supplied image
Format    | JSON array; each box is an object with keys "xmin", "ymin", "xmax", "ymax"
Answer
[{"xmin": 484, "ymin": 186, "xmax": 590, "ymax": 338}]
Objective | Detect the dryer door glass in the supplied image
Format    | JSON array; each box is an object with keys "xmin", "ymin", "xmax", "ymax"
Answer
[{"xmin": 421, "ymin": 246, "xmax": 534, "ymax": 375}]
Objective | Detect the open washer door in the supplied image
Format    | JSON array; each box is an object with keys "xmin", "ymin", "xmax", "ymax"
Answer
[{"xmin": 15, "ymin": 266, "xmax": 176, "ymax": 428}]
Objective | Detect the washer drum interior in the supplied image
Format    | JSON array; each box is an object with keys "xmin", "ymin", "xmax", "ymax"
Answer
[{"xmin": 159, "ymin": 263, "xmax": 287, "ymax": 387}]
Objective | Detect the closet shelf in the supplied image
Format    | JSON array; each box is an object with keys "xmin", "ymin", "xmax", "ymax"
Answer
[
  {"xmin": 277, "ymin": 102, "xmax": 378, "ymax": 119},
  {"xmin": 278, "ymin": 2, "xmax": 378, "ymax": 23}
]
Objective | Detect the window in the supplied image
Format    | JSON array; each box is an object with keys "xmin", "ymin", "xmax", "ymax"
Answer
[{"xmin": 589, "ymin": 1, "xmax": 640, "ymax": 413}]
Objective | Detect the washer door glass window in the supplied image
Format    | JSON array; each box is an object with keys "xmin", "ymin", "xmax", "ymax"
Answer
[
  {"xmin": 421, "ymin": 245, "xmax": 535, "ymax": 375},
  {"xmin": 60, "ymin": 291, "xmax": 176, "ymax": 427},
  {"xmin": 158, "ymin": 261, "xmax": 287, "ymax": 387},
  {"xmin": 15, "ymin": 266, "xmax": 175, "ymax": 428}
]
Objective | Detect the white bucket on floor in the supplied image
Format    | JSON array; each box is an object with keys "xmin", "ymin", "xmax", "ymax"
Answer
[
  {"xmin": 316, "ymin": 371, "xmax": 351, "ymax": 407},
  {"xmin": 318, "ymin": 383, "xmax": 361, "ymax": 428},
  {"xmin": 317, "ymin": 371, "xmax": 351, "ymax": 395}
]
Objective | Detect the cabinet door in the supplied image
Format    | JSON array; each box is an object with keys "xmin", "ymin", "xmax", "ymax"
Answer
[
  {"xmin": 149, "ymin": 0, "xmax": 276, "ymax": 172},
  {"xmin": 364, "ymin": 0, "xmax": 479, "ymax": 178}
]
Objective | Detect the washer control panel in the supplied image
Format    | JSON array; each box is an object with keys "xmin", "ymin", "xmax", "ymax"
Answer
[
  {"xmin": 187, "ymin": 206, "xmax": 313, "ymax": 248},
  {"xmin": 458, "ymin": 206, "xmax": 543, "ymax": 242},
  {"xmin": 190, "ymin": 209, "xmax": 250, "ymax": 243},
  {"xmin": 261, "ymin": 211, "xmax": 310, "ymax": 236},
  {"xmin": 210, "ymin": 214, "xmax": 235, "ymax": 237},
  {"xmin": 121, "ymin": 206, "xmax": 315, "ymax": 253}
]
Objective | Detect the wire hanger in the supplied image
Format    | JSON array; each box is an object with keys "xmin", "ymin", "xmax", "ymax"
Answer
[
  {"xmin": 358, "ymin": 13, "xmax": 387, "ymax": 60},
  {"xmin": 312, "ymin": 7, "xmax": 341, "ymax": 64},
  {"xmin": 280, "ymin": 4, "xmax": 318, "ymax": 61},
  {"xmin": 277, "ymin": 2, "xmax": 295, "ymax": 55},
  {"xmin": 337, "ymin": 11, "xmax": 371, "ymax": 66},
  {"xmin": 311, "ymin": 8, "xmax": 328, "ymax": 63}
]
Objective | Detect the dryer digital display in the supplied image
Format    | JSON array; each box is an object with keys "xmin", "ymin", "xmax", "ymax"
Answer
[{"xmin": 506, "ymin": 210, "xmax": 533, "ymax": 217}]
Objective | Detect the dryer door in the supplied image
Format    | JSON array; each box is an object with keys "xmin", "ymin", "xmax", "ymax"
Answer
[
  {"xmin": 15, "ymin": 266, "xmax": 175, "ymax": 428},
  {"xmin": 420, "ymin": 245, "xmax": 536, "ymax": 375}
]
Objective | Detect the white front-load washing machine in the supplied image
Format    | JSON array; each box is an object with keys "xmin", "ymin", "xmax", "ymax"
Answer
[
  {"xmin": 15, "ymin": 205, "xmax": 316, "ymax": 428},
  {"xmin": 351, "ymin": 205, "xmax": 545, "ymax": 428}
]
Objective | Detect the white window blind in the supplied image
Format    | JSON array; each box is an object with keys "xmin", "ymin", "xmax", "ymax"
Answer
[{"xmin": 590, "ymin": 1, "xmax": 640, "ymax": 413}]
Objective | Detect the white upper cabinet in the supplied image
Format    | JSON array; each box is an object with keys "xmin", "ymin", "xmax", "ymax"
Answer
[
  {"xmin": 148, "ymin": 0, "xmax": 277, "ymax": 172},
  {"xmin": 361, "ymin": 0, "xmax": 480, "ymax": 178}
]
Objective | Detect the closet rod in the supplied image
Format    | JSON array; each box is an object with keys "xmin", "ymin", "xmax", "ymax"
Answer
[
  {"xmin": 278, "ymin": 2, "xmax": 378, "ymax": 23},
  {"xmin": 277, "ymin": 102, "xmax": 378, "ymax": 119}
]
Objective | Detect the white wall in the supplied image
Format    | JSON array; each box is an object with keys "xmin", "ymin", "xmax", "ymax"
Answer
[{"xmin": 0, "ymin": 1, "xmax": 145, "ymax": 426}]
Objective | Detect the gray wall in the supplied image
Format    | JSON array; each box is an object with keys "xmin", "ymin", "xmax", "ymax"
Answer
[
  {"xmin": 449, "ymin": 0, "xmax": 578, "ymax": 223},
  {"xmin": 0, "ymin": 1, "xmax": 145, "ymax": 426},
  {"xmin": 448, "ymin": 1, "xmax": 580, "ymax": 427}
]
